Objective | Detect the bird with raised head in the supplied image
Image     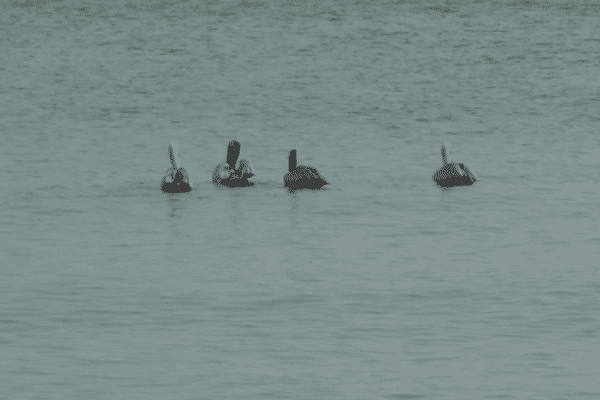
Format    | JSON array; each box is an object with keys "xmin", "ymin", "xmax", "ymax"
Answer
[
  {"xmin": 212, "ymin": 140, "xmax": 255, "ymax": 187},
  {"xmin": 283, "ymin": 149, "xmax": 328, "ymax": 190},
  {"xmin": 161, "ymin": 141, "xmax": 193, "ymax": 193},
  {"xmin": 432, "ymin": 143, "xmax": 477, "ymax": 187}
]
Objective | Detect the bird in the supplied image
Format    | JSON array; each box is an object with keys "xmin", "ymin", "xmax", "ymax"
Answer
[
  {"xmin": 161, "ymin": 141, "xmax": 193, "ymax": 193},
  {"xmin": 432, "ymin": 142, "xmax": 478, "ymax": 187},
  {"xmin": 212, "ymin": 140, "xmax": 255, "ymax": 187},
  {"xmin": 283, "ymin": 149, "xmax": 328, "ymax": 190}
]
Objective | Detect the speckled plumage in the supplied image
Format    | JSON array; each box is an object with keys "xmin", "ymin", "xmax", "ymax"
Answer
[
  {"xmin": 212, "ymin": 140, "xmax": 255, "ymax": 187},
  {"xmin": 161, "ymin": 141, "xmax": 192, "ymax": 193},
  {"xmin": 161, "ymin": 167, "xmax": 192, "ymax": 193},
  {"xmin": 432, "ymin": 143, "xmax": 477, "ymax": 188},
  {"xmin": 432, "ymin": 163, "xmax": 475, "ymax": 187},
  {"xmin": 284, "ymin": 150, "xmax": 327, "ymax": 190}
]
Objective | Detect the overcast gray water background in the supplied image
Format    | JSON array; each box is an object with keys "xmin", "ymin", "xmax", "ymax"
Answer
[{"xmin": 1, "ymin": 1, "xmax": 600, "ymax": 399}]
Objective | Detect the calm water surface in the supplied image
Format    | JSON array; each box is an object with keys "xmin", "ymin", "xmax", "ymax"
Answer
[{"xmin": 1, "ymin": 1, "xmax": 599, "ymax": 399}]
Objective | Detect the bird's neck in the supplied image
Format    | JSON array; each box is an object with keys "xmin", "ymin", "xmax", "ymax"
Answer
[{"xmin": 289, "ymin": 151, "xmax": 297, "ymax": 172}]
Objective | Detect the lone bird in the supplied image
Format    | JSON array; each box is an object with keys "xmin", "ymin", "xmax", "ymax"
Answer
[
  {"xmin": 161, "ymin": 141, "xmax": 193, "ymax": 193},
  {"xmin": 283, "ymin": 149, "xmax": 328, "ymax": 190},
  {"xmin": 432, "ymin": 142, "xmax": 478, "ymax": 187},
  {"xmin": 212, "ymin": 140, "xmax": 255, "ymax": 187}
]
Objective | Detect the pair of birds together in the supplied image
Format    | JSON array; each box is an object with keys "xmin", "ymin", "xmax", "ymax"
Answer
[
  {"xmin": 161, "ymin": 140, "xmax": 478, "ymax": 193},
  {"xmin": 160, "ymin": 140, "xmax": 328, "ymax": 193}
]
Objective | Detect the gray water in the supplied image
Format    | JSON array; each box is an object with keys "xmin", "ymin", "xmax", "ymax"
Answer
[{"xmin": 1, "ymin": 1, "xmax": 599, "ymax": 399}]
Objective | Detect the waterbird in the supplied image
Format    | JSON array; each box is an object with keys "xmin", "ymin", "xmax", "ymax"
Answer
[
  {"xmin": 161, "ymin": 141, "xmax": 193, "ymax": 193},
  {"xmin": 432, "ymin": 142, "xmax": 478, "ymax": 187},
  {"xmin": 283, "ymin": 149, "xmax": 328, "ymax": 190},
  {"xmin": 212, "ymin": 140, "xmax": 255, "ymax": 187}
]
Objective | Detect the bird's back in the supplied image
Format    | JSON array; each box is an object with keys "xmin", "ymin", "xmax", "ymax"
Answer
[
  {"xmin": 284, "ymin": 166, "xmax": 327, "ymax": 189},
  {"xmin": 433, "ymin": 163, "xmax": 475, "ymax": 187},
  {"xmin": 162, "ymin": 167, "xmax": 192, "ymax": 192}
]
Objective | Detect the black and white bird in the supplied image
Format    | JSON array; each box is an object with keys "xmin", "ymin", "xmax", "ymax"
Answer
[
  {"xmin": 161, "ymin": 141, "xmax": 193, "ymax": 193},
  {"xmin": 283, "ymin": 149, "xmax": 328, "ymax": 190},
  {"xmin": 432, "ymin": 142, "xmax": 478, "ymax": 187},
  {"xmin": 212, "ymin": 140, "xmax": 255, "ymax": 187}
]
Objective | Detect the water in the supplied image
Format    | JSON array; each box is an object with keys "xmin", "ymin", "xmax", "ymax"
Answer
[{"xmin": 1, "ymin": 1, "xmax": 599, "ymax": 398}]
